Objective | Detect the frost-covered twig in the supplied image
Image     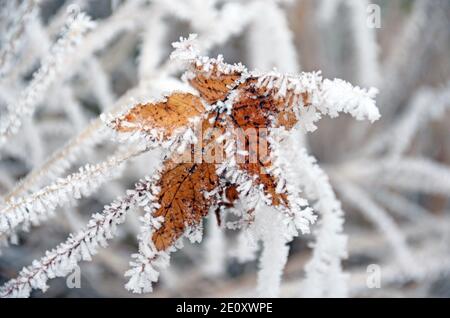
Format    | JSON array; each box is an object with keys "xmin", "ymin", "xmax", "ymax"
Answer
[
  {"xmin": 341, "ymin": 158, "xmax": 450, "ymax": 196},
  {"xmin": 254, "ymin": 206, "xmax": 290, "ymax": 298},
  {"xmin": 229, "ymin": 230, "xmax": 259, "ymax": 264},
  {"xmin": 288, "ymin": 148, "xmax": 348, "ymax": 298},
  {"xmin": 379, "ymin": 0, "xmax": 448, "ymax": 115},
  {"xmin": 54, "ymin": 86, "xmax": 88, "ymax": 132},
  {"xmin": 202, "ymin": 215, "xmax": 226, "ymax": 277},
  {"xmin": 46, "ymin": 0, "xmax": 88, "ymax": 36},
  {"xmin": 0, "ymin": 146, "xmax": 147, "ymax": 237},
  {"xmin": 3, "ymin": 120, "xmax": 106, "ymax": 201},
  {"xmin": 0, "ymin": 12, "xmax": 95, "ymax": 147},
  {"xmin": 0, "ymin": 177, "xmax": 155, "ymax": 298},
  {"xmin": 346, "ymin": 0, "xmax": 380, "ymax": 86},
  {"xmin": 84, "ymin": 59, "xmax": 116, "ymax": 111},
  {"xmin": 155, "ymin": 0, "xmax": 254, "ymax": 52},
  {"xmin": 319, "ymin": 78, "xmax": 380, "ymax": 123},
  {"xmin": 148, "ymin": 0, "xmax": 256, "ymax": 80},
  {"xmin": 335, "ymin": 179, "xmax": 421, "ymax": 276},
  {"xmin": 317, "ymin": 0, "xmax": 342, "ymax": 24},
  {"xmin": 362, "ymin": 83, "xmax": 450, "ymax": 157},
  {"xmin": 124, "ymin": 172, "xmax": 175, "ymax": 294},
  {"xmin": 373, "ymin": 189, "xmax": 429, "ymax": 222},
  {"xmin": 174, "ymin": 35, "xmax": 380, "ymax": 132},
  {"xmin": 2, "ymin": 82, "xmax": 154, "ymax": 202},
  {"xmin": 0, "ymin": 0, "xmax": 37, "ymax": 78},
  {"xmin": 138, "ymin": 7, "xmax": 168, "ymax": 82},
  {"xmin": 246, "ymin": 0, "xmax": 299, "ymax": 72},
  {"xmin": 22, "ymin": 118, "xmax": 44, "ymax": 166}
]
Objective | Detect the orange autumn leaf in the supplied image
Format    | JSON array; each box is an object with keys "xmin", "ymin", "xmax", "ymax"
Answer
[
  {"xmin": 227, "ymin": 78, "xmax": 294, "ymax": 206},
  {"xmin": 114, "ymin": 92, "xmax": 204, "ymax": 139},
  {"xmin": 112, "ymin": 47, "xmax": 315, "ymax": 253},
  {"xmin": 188, "ymin": 67, "xmax": 242, "ymax": 105},
  {"xmin": 145, "ymin": 93, "xmax": 291, "ymax": 251},
  {"xmin": 152, "ymin": 160, "xmax": 219, "ymax": 251},
  {"xmin": 151, "ymin": 114, "xmax": 227, "ymax": 251}
]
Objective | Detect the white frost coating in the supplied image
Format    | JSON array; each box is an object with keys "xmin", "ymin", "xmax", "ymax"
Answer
[
  {"xmin": 343, "ymin": 157, "xmax": 450, "ymax": 197},
  {"xmin": 320, "ymin": 79, "xmax": 380, "ymax": 122},
  {"xmin": 377, "ymin": 159, "xmax": 450, "ymax": 196},
  {"xmin": 124, "ymin": 169, "xmax": 177, "ymax": 294},
  {"xmin": 54, "ymin": 86, "xmax": 87, "ymax": 132},
  {"xmin": 346, "ymin": 0, "xmax": 380, "ymax": 87},
  {"xmin": 317, "ymin": 0, "xmax": 343, "ymax": 23},
  {"xmin": 389, "ymin": 84, "xmax": 450, "ymax": 156},
  {"xmin": 2, "ymin": 47, "xmax": 161, "ymax": 205},
  {"xmin": 170, "ymin": 34, "xmax": 201, "ymax": 64},
  {"xmin": 254, "ymin": 71, "xmax": 380, "ymax": 130},
  {"xmin": 0, "ymin": 12, "xmax": 95, "ymax": 147},
  {"xmin": 0, "ymin": 177, "xmax": 155, "ymax": 298},
  {"xmin": 268, "ymin": 129, "xmax": 316, "ymax": 237},
  {"xmin": 246, "ymin": 130, "xmax": 320, "ymax": 298},
  {"xmin": 363, "ymin": 83, "xmax": 450, "ymax": 157},
  {"xmin": 253, "ymin": 205, "xmax": 290, "ymax": 298},
  {"xmin": 0, "ymin": 147, "xmax": 144, "ymax": 237},
  {"xmin": 104, "ymin": 94, "xmax": 204, "ymax": 155},
  {"xmin": 247, "ymin": 0, "xmax": 299, "ymax": 72},
  {"xmin": 373, "ymin": 190, "xmax": 429, "ymax": 222},
  {"xmin": 124, "ymin": 213, "xmax": 174, "ymax": 294},
  {"xmin": 202, "ymin": 215, "xmax": 226, "ymax": 277},
  {"xmin": 154, "ymin": 0, "xmax": 254, "ymax": 52},
  {"xmin": 84, "ymin": 58, "xmax": 115, "ymax": 111},
  {"xmin": 170, "ymin": 34, "xmax": 247, "ymax": 78},
  {"xmin": 217, "ymin": 94, "xmax": 316, "ymax": 238},
  {"xmin": 270, "ymin": 129, "xmax": 347, "ymax": 297},
  {"xmin": 138, "ymin": 7, "xmax": 167, "ymax": 82},
  {"xmin": 336, "ymin": 180, "xmax": 422, "ymax": 277},
  {"xmin": 318, "ymin": 0, "xmax": 381, "ymax": 86},
  {"xmin": 380, "ymin": 0, "xmax": 428, "ymax": 106},
  {"xmin": 229, "ymin": 230, "xmax": 259, "ymax": 263},
  {"xmin": 0, "ymin": 0, "xmax": 392, "ymax": 296},
  {"xmin": 0, "ymin": 0, "xmax": 37, "ymax": 78},
  {"xmin": 171, "ymin": 34, "xmax": 380, "ymax": 132},
  {"xmin": 201, "ymin": 1, "xmax": 254, "ymax": 50}
]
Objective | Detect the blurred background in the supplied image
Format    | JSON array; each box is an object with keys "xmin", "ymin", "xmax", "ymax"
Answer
[{"xmin": 0, "ymin": 0, "xmax": 449, "ymax": 297}]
